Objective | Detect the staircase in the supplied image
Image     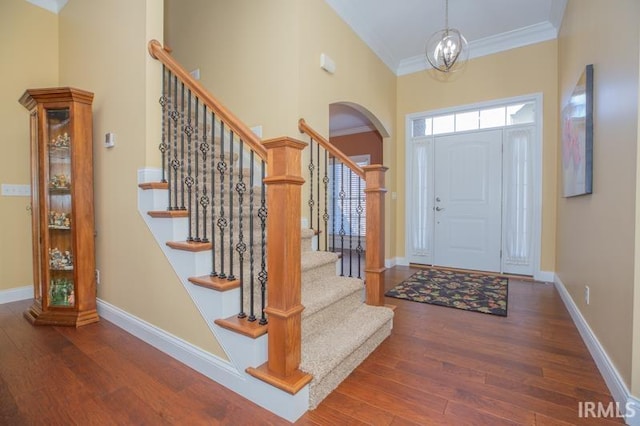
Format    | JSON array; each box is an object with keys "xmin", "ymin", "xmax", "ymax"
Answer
[{"xmin": 140, "ymin": 40, "xmax": 393, "ymax": 421}]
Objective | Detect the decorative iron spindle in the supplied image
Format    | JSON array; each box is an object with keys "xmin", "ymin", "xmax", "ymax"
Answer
[
  {"xmin": 227, "ymin": 132, "xmax": 235, "ymax": 280},
  {"xmin": 210, "ymin": 112, "xmax": 218, "ymax": 276},
  {"xmin": 332, "ymin": 156, "xmax": 336, "ymax": 252},
  {"xmin": 338, "ymin": 164, "xmax": 346, "ymax": 276},
  {"xmin": 248, "ymin": 151, "xmax": 256, "ymax": 322},
  {"xmin": 356, "ymin": 174, "xmax": 363, "ymax": 279},
  {"xmin": 200, "ymin": 104, "xmax": 210, "ymax": 243},
  {"xmin": 170, "ymin": 74, "xmax": 180, "ymax": 210},
  {"xmin": 158, "ymin": 65, "xmax": 168, "ymax": 183},
  {"xmin": 308, "ymin": 138, "xmax": 315, "ymax": 229},
  {"xmin": 193, "ymin": 98, "xmax": 201, "ymax": 242},
  {"xmin": 216, "ymin": 123, "xmax": 227, "ymax": 279},
  {"xmin": 236, "ymin": 141, "xmax": 247, "ymax": 319},
  {"xmin": 316, "ymin": 142, "xmax": 321, "ymax": 235},
  {"xmin": 179, "ymin": 82, "xmax": 186, "ymax": 210},
  {"xmin": 258, "ymin": 161, "xmax": 268, "ymax": 325},
  {"xmin": 348, "ymin": 169, "xmax": 353, "ymax": 278},
  {"xmin": 184, "ymin": 90, "xmax": 194, "ymax": 241},
  {"xmin": 322, "ymin": 150, "xmax": 329, "ymax": 251}
]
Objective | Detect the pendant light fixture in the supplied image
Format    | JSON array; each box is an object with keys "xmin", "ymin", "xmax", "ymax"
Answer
[{"xmin": 425, "ymin": 0, "xmax": 468, "ymax": 76}]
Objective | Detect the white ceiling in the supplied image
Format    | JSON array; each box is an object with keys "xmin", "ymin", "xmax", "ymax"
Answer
[
  {"xmin": 325, "ymin": 0, "xmax": 567, "ymax": 76},
  {"xmin": 327, "ymin": 0, "xmax": 567, "ymax": 136}
]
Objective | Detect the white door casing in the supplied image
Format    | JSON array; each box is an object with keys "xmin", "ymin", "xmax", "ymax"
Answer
[
  {"xmin": 433, "ymin": 130, "xmax": 503, "ymax": 272},
  {"xmin": 405, "ymin": 94, "xmax": 542, "ymax": 277}
]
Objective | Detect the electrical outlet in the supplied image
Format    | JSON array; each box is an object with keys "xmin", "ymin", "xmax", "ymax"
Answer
[
  {"xmin": 584, "ymin": 285, "xmax": 590, "ymax": 305},
  {"xmin": 95, "ymin": 269, "xmax": 100, "ymax": 285}
]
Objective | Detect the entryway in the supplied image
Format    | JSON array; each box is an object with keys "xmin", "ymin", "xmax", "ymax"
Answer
[{"xmin": 405, "ymin": 95, "xmax": 541, "ymax": 276}]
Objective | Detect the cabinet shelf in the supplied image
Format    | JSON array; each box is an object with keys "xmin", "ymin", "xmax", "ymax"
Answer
[
  {"xmin": 49, "ymin": 188, "xmax": 71, "ymax": 195},
  {"xmin": 20, "ymin": 87, "xmax": 98, "ymax": 327}
]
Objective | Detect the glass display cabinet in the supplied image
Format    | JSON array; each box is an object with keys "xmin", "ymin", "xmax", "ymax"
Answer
[{"xmin": 19, "ymin": 87, "xmax": 99, "ymax": 327}]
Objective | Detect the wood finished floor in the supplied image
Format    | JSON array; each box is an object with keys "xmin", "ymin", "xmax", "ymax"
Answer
[{"xmin": 0, "ymin": 266, "xmax": 624, "ymax": 425}]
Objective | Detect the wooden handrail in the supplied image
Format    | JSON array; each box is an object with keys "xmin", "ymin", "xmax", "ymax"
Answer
[
  {"xmin": 298, "ymin": 118, "xmax": 365, "ymax": 180},
  {"xmin": 148, "ymin": 39, "xmax": 267, "ymax": 161}
]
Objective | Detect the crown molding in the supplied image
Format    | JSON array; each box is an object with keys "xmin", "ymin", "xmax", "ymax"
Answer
[
  {"xmin": 26, "ymin": 0, "xmax": 68, "ymax": 14},
  {"xmin": 397, "ymin": 21, "xmax": 559, "ymax": 76}
]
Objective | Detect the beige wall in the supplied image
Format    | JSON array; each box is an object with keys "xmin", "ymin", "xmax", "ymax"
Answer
[
  {"xmin": 396, "ymin": 41, "xmax": 559, "ymax": 271},
  {"xmin": 165, "ymin": 0, "xmax": 300, "ymax": 139},
  {"xmin": 0, "ymin": 0, "xmax": 59, "ymax": 291},
  {"xmin": 557, "ymin": 0, "xmax": 639, "ymax": 391},
  {"xmin": 165, "ymin": 0, "xmax": 398, "ymax": 257},
  {"xmin": 58, "ymin": 0, "xmax": 224, "ymax": 357},
  {"xmin": 295, "ymin": 0, "xmax": 397, "ymax": 257}
]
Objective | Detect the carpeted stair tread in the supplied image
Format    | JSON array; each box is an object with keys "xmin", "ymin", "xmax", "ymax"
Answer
[
  {"xmin": 300, "ymin": 304, "xmax": 393, "ymax": 406},
  {"xmin": 301, "ymin": 276, "xmax": 362, "ymax": 319},
  {"xmin": 301, "ymin": 250, "xmax": 339, "ymax": 272}
]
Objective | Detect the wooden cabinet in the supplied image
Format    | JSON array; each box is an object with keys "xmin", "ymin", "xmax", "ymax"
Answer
[{"xmin": 20, "ymin": 87, "xmax": 99, "ymax": 327}]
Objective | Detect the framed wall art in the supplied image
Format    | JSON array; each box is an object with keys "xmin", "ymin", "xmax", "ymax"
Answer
[{"xmin": 561, "ymin": 64, "xmax": 594, "ymax": 197}]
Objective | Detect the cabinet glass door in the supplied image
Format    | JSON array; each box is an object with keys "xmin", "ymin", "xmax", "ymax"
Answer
[{"xmin": 46, "ymin": 108, "xmax": 75, "ymax": 307}]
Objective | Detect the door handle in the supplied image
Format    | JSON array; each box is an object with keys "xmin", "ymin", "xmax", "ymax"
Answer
[{"xmin": 435, "ymin": 206, "xmax": 445, "ymax": 211}]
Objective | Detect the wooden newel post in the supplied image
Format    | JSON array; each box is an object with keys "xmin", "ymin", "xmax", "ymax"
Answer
[
  {"xmin": 363, "ymin": 165, "xmax": 388, "ymax": 306},
  {"xmin": 246, "ymin": 137, "xmax": 312, "ymax": 394}
]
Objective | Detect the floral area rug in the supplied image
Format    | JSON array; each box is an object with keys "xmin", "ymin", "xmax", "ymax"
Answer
[{"xmin": 385, "ymin": 268, "xmax": 508, "ymax": 316}]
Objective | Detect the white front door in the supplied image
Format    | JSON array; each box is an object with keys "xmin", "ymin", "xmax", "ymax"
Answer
[{"xmin": 433, "ymin": 130, "xmax": 503, "ymax": 272}]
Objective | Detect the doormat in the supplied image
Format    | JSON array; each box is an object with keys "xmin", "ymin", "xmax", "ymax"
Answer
[{"xmin": 385, "ymin": 268, "xmax": 508, "ymax": 316}]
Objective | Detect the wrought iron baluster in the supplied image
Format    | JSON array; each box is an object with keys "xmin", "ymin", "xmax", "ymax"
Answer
[
  {"xmin": 158, "ymin": 65, "xmax": 168, "ymax": 184},
  {"xmin": 316, "ymin": 142, "xmax": 321, "ymax": 237},
  {"xmin": 248, "ymin": 151, "xmax": 256, "ymax": 322},
  {"xmin": 179, "ymin": 82, "xmax": 186, "ymax": 210},
  {"xmin": 217, "ymin": 123, "xmax": 227, "ymax": 279},
  {"xmin": 308, "ymin": 138, "xmax": 314, "ymax": 229},
  {"xmin": 200, "ymin": 105, "xmax": 210, "ymax": 243},
  {"xmin": 236, "ymin": 141, "xmax": 246, "ymax": 319},
  {"xmin": 323, "ymin": 150, "xmax": 329, "ymax": 251},
  {"xmin": 210, "ymin": 112, "xmax": 218, "ymax": 276},
  {"xmin": 356, "ymin": 173, "xmax": 363, "ymax": 279},
  {"xmin": 227, "ymin": 132, "xmax": 235, "ymax": 280},
  {"xmin": 339, "ymin": 163, "xmax": 346, "ymax": 276},
  {"xmin": 259, "ymin": 160, "xmax": 268, "ymax": 325},
  {"xmin": 332, "ymin": 156, "xmax": 336, "ymax": 252},
  {"xmin": 184, "ymin": 90, "xmax": 194, "ymax": 241},
  {"xmin": 170, "ymin": 74, "xmax": 180, "ymax": 210},
  {"xmin": 348, "ymin": 168, "xmax": 353, "ymax": 278},
  {"xmin": 193, "ymin": 98, "xmax": 201, "ymax": 242}
]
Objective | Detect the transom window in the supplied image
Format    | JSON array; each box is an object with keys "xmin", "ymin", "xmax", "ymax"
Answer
[{"xmin": 412, "ymin": 101, "xmax": 535, "ymax": 137}]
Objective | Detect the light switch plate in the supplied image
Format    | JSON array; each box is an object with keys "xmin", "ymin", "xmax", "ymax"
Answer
[{"xmin": 1, "ymin": 184, "xmax": 31, "ymax": 196}]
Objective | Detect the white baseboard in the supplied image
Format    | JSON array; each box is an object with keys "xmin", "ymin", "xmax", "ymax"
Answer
[
  {"xmin": 0, "ymin": 286, "xmax": 32, "ymax": 305},
  {"xmin": 385, "ymin": 257, "xmax": 408, "ymax": 268},
  {"xmin": 97, "ymin": 298, "xmax": 309, "ymax": 422},
  {"xmin": 554, "ymin": 276, "xmax": 640, "ymax": 425},
  {"xmin": 534, "ymin": 270, "xmax": 555, "ymax": 283}
]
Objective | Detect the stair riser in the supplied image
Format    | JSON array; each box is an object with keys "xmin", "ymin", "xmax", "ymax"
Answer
[
  {"xmin": 302, "ymin": 289, "xmax": 362, "ymax": 341},
  {"xmin": 308, "ymin": 319, "xmax": 392, "ymax": 409},
  {"xmin": 302, "ymin": 262, "xmax": 339, "ymax": 287}
]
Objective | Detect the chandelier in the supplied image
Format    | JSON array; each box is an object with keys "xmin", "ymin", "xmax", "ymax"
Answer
[{"xmin": 425, "ymin": 0, "xmax": 469, "ymax": 76}]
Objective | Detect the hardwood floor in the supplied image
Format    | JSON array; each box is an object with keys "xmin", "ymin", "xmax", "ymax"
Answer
[{"xmin": 0, "ymin": 266, "xmax": 624, "ymax": 425}]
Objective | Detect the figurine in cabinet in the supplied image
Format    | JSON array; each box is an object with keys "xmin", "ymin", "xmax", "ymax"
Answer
[{"xmin": 19, "ymin": 87, "xmax": 99, "ymax": 327}]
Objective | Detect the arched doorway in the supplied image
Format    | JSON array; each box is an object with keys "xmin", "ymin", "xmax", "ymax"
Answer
[{"xmin": 327, "ymin": 102, "xmax": 388, "ymax": 275}]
